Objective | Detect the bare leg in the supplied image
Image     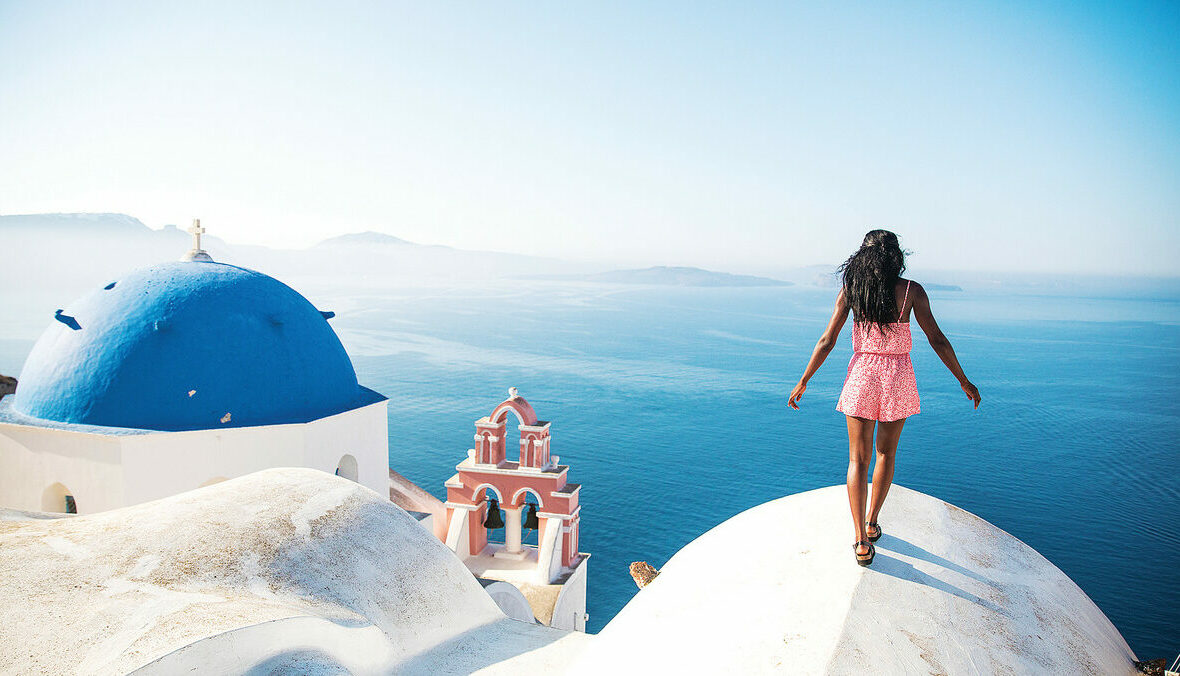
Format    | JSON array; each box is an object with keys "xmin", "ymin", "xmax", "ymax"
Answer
[
  {"xmin": 845, "ymin": 415, "xmax": 875, "ymax": 556},
  {"xmin": 867, "ymin": 418, "xmax": 906, "ymax": 528}
]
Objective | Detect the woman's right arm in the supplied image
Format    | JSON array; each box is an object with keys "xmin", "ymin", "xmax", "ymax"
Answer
[
  {"xmin": 911, "ymin": 282, "xmax": 981, "ymax": 408},
  {"xmin": 788, "ymin": 290, "xmax": 850, "ymax": 410}
]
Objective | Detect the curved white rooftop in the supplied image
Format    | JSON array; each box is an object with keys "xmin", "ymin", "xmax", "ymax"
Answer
[
  {"xmin": 0, "ymin": 468, "xmax": 589, "ymax": 675},
  {"xmin": 572, "ymin": 484, "xmax": 1137, "ymax": 675},
  {"xmin": 0, "ymin": 472, "xmax": 1139, "ymax": 674}
]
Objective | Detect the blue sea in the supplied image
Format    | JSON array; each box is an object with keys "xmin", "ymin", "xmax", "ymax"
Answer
[{"xmin": 2, "ymin": 281, "xmax": 1177, "ymax": 659}]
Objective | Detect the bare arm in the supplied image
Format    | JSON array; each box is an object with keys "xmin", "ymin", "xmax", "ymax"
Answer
[
  {"xmin": 911, "ymin": 282, "xmax": 981, "ymax": 408},
  {"xmin": 788, "ymin": 290, "xmax": 850, "ymax": 410}
]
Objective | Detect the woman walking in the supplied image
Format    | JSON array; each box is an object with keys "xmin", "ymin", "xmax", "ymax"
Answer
[{"xmin": 788, "ymin": 230, "xmax": 980, "ymax": 566}]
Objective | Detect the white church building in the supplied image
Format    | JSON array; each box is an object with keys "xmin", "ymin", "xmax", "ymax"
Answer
[
  {"xmin": 0, "ymin": 224, "xmax": 587, "ymax": 637},
  {"xmin": 0, "ymin": 225, "xmax": 389, "ymax": 513}
]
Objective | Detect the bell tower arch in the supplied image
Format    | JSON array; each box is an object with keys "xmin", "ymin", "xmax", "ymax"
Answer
[{"xmin": 444, "ymin": 389, "xmax": 585, "ymax": 575}]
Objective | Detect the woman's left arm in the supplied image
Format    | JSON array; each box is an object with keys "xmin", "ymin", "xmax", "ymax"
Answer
[
  {"xmin": 912, "ymin": 282, "xmax": 981, "ymax": 409},
  {"xmin": 789, "ymin": 290, "xmax": 850, "ymax": 410}
]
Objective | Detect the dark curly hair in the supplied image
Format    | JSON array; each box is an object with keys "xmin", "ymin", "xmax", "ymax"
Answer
[{"xmin": 838, "ymin": 230, "xmax": 908, "ymax": 333}]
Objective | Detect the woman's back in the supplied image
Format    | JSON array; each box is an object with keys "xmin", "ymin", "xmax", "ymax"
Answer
[{"xmin": 850, "ymin": 279, "xmax": 912, "ymax": 355}]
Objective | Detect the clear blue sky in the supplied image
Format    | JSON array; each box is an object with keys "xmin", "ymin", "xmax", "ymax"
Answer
[{"xmin": 1, "ymin": 1, "xmax": 1177, "ymax": 275}]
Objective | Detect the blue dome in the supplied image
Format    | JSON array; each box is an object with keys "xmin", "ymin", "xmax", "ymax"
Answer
[{"xmin": 14, "ymin": 261, "xmax": 375, "ymax": 431}]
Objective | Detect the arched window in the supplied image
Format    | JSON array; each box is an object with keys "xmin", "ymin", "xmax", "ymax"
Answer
[
  {"xmin": 472, "ymin": 484, "xmax": 506, "ymax": 545},
  {"xmin": 488, "ymin": 397, "xmax": 540, "ymax": 465},
  {"xmin": 41, "ymin": 482, "xmax": 77, "ymax": 514},
  {"xmin": 335, "ymin": 454, "xmax": 359, "ymax": 482},
  {"xmin": 512, "ymin": 487, "xmax": 545, "ymax": 547}
]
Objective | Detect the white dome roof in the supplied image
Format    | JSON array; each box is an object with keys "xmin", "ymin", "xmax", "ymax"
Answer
[{"xmin": 572, "ymin": 484, "xmax": 1137, "ymax": 674}]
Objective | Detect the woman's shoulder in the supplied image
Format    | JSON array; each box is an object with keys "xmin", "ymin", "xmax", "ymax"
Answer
[{"xmin": 899, "ymin": 278, "xmax": 927, "ymax": 295}]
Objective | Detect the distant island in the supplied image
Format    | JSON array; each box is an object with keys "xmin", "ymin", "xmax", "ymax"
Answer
[
  {"xmin": 315, "ymin": 231, "xmax": 422, "ymax": 248},
  {"xmin": 527, "ymin": 266, "xmax": 793, "ymax": 287}
]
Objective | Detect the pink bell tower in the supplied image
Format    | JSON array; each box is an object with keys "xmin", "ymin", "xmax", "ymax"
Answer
[{"xmin": 442, "ymin": 390, "xmax": 587, "ymax": 626}]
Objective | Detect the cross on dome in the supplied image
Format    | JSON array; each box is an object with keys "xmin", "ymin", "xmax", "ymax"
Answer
[
  {"xmin": 181, "ymin": 218, "xmax": 214, "ymax": 262},
  {"xmin": 189, "ymin": 220, "xmax": 205, "ymax": 249}
]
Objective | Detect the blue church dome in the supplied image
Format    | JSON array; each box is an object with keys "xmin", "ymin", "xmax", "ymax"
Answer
[{"xmin": 13, "ymin": 261, "xmax": 379, "ymax": 432}]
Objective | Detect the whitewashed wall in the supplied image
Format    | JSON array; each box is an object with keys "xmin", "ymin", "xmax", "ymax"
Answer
[
  {"xmin": 0, "ymin": 400, "xmax": 388, "ymax": 513},
  {"xmin": 551, "ymin": 558, "xmax": 589, "ymax": 632},
  {"xmin": 0, "ymin": 424, "xmax": 125, "ymax": 513}
]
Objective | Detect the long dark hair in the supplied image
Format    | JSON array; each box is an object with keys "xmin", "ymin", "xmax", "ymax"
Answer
[{"xmin": 839, "ymin": 230, "xmax": 908, "ymax": 332}]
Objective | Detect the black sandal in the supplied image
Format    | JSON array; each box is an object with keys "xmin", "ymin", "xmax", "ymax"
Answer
[
  {"xmin": 853, "ymin": 541, "xmax": 875, "ymax": 566},
  {"xmin": 866, "ymin": 522, "xmax": 882, "ymax": 542}
]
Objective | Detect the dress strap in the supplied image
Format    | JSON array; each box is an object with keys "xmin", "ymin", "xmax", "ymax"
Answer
[{"xmin": 898, "ymin": 280, "xmax": 911, "ymax": 322}]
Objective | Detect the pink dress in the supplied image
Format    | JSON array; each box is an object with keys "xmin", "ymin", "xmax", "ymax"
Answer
[{"xmin": 836, "ymin": 281, "xmax": 920, "ymax": 422}]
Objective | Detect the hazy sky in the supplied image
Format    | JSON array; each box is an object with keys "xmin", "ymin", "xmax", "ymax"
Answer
[{"xmin": 1, "ymin": 2, "xmax": 1177, "ymax": 275}]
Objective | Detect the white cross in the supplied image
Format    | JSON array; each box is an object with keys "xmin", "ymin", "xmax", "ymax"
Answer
[{"xmin": 188, "ymin": 219, "xmax": 205, "ymax": 252}]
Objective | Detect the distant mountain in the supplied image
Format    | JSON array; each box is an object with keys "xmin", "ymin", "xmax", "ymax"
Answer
[
  {"xmin": 530, "ymin": 266, "xmax": 792, "ymax": 287},
  {"xmin": 0, "ymin": 213, "xmax": 227, "ymax": 250},
  {"xmin": 315, "ymin": 231, "xmax": 422, "ymax": 248},
  {"xmin": 0, "ymin": 213, "xmax": 233, "ymax": 307},
  {"xmin": 0, "ymin": 213, "xmax": 150, "ymax": 233}
]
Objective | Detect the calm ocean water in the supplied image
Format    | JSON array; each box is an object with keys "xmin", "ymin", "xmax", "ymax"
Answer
[{"xmin": 2, "ymin": 281, "xmax": 1176, "ymax": 658}]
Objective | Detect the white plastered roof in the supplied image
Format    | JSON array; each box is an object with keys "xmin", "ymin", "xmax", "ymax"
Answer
[
  {"xmin": 0, "ymin": 467, "xmax": 589, "ymax": 675},
  {"xmin": 571, "ymin": 484, "xmax": 1137, "ymax": 675}
]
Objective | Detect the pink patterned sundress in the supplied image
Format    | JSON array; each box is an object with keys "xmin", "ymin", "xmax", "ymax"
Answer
[{"xmin": 836, "ymin": 280, "xmax": 920, "ymax": 422}]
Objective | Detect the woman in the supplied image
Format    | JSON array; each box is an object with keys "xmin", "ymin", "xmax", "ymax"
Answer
[{"xmin": 788, "ymin": 230, "xmax": 980, "ymax": 566}]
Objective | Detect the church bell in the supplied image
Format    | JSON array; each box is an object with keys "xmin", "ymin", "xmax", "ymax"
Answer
[
  {"xmin": 523, "ymin": 503, "xmax": 539, "ymax": 530},
  {"xmin": 483, "ymin": 498, "xmax": 505, "ymax": 529}
]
